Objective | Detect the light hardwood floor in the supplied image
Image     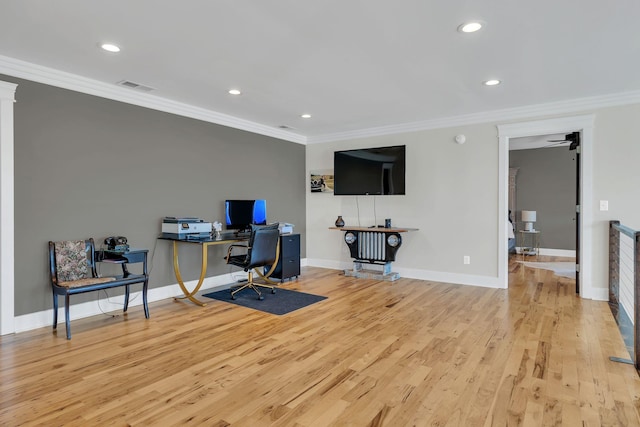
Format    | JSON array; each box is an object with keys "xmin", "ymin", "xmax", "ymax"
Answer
[{"xmin": 1, "ymin": 258, "xmax": 640, "ymax": 426}]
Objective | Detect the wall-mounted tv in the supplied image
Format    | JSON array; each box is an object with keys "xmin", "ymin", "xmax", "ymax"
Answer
[
  {"xmin": 225, "ymin": 199, "xmax": 267, "ymax": 231},
  {"xmin": 334, "ymin": 145, "xmax": 406, "ymax": 195}
]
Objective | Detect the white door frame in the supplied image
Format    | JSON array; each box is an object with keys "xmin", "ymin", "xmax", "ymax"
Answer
[
  {"xmin": 497, "ymin": 114, "xmax": 595, "ymax": 298},
  {"xmin": 0, "ymin": 80, "xmax": 17, "ymax": 335}
]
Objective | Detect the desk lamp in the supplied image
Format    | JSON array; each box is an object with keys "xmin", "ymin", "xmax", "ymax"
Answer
[{"xmin": 521, "ymin": 210, "xmax": 537, "ymax": 231}]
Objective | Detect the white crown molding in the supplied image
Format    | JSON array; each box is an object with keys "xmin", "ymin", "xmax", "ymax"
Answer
[
  {"xmin": 307, "ymin": 90, "xmax": 640, "ymax": 144},
  {"xmin": 497, "ymin": 114, "xmax": 595, "ymax": 137},
  {"xmin": 2, "ymin": 54, "xmax": 640, "ymax": 146},
  {"xmin": 0, "ymin": 55, "xmax": 307, "ymax": 145}
]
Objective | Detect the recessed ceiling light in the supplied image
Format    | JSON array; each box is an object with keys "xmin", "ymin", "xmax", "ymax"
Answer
[
  {"xmin": 100, "ymin": 43, "xmax": 120, "ymax": 53},
  {"xmin": 228, "ymin": 89, "xmax": 241, "ymax": 95},
  {"xmin": 484, "ymin": 79, "xmax": 501, "ymax": 86},
  {"xmin": 458, "ymin": 22, "xmax": 483, "ymax": 33},
  {"xmin": 301, "ymin": 114, "xmax": 311, "ymax": 119}
]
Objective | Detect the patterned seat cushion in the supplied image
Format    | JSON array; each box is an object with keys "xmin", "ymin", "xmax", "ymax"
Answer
[{"xmin": 59, "ymin": 276, "xmax": 116, "ymax": 288}]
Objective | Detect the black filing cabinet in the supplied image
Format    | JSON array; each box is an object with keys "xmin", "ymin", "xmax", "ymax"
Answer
[{"xmin": 268, "ymin": 234, "xmax": 300, "ymax": 282}]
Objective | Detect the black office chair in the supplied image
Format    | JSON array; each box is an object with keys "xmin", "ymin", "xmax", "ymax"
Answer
[{"xmin": 225, "ymin": 223, "xmax": 280, "ymax": 300}]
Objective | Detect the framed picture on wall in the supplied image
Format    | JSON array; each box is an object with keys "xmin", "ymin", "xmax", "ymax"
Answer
[{"xmin": 310, "ymin": 170, "xmax": 334, "ymax": 193}]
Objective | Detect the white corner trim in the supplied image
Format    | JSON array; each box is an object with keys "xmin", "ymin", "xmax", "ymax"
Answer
[
  {"xmin": 0, "ymin": 80, "xmax": 16, "ymax": 336},
  {"xmin": 0, "ymin": 55, "xmax": 307, "ymax": 145}
]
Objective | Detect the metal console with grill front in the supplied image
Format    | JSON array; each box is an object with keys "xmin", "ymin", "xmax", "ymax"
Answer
[{"xmin": 330, "ymin": 226, "xmax": 418, "ymax": 281}]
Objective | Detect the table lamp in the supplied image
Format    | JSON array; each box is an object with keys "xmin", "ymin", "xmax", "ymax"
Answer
[{"xmin": 521, "ymin": 210, "xmax": 537, "ymax": 231}]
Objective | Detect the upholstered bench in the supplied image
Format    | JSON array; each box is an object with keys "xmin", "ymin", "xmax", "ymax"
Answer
[{"xmin": 49, "ymin": 239, "xmax": 149, "ymax": 339}]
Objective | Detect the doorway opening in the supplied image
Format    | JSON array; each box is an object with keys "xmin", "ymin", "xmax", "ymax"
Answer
[
  {"xmin": 508, "ymin": 132, "xmax": 578, "ymax": 292},
  {"xmin": 497, "ymin": 115, "xmax": 594, "ymax": 299}
]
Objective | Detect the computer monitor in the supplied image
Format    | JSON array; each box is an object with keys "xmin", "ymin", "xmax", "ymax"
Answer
[{"xmin": 225, "ymin": 199, "xmax": 267, "ymax": 232}]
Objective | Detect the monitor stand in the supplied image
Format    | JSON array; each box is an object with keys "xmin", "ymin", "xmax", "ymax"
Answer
[{"xmin": 235, "ymin": 228, "xmax": 251, "ymax": 238}]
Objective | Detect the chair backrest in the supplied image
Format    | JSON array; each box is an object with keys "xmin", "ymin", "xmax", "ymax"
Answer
[
  {"xmin": 246, "ymin": 223, "xmax": 280, "ymax": 269},
  {"xmin": 49, "ymin": 239, "xmax": 97, "ymax": 285}
]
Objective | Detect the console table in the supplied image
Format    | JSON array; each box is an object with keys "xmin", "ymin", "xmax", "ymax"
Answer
[
  {"xmin": 158, "ymin": 234, "xmax": 280, "ymax": 306},
  {"xmin": 330, "ymin": 226, "xmax": 418, "ymax": 281}
]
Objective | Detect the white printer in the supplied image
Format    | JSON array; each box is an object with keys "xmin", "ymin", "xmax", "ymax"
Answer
[{"xmin": 162, "ymin": 217, "xmax": 212, "ymax": 238}]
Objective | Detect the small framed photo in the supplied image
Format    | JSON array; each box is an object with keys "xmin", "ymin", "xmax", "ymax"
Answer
[{"xmin": 310, "ymin": 170, "xmax": 334, "ymax": 194}]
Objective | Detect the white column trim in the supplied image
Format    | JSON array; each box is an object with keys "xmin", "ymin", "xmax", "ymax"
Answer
[
  {"xmin": 497, "ymin": 114, "xmax": 595, "ymax": 298},
  {"xmin": 0, "ymin": 80, "xmax": 17, "ymax": 335}
]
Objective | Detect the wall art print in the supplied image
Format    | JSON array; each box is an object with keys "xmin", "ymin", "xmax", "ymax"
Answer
[{"xmin": 310, "ymin": 170, "xmax": 334, "ymax": 194}]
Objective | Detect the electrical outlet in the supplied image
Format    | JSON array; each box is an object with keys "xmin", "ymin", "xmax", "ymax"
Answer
[{"xmin": 463, "ymin": 255, "xmax": 470, "ymax": 265}]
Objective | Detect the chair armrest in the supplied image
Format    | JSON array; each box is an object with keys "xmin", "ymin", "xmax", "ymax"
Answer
[
  {"xmin": 228, "ymin": 244, "xmax": 248, "ymax": 249},
  {"xmin": 225, "ymin": 243, "xmax": 249, "ymax": 260}
]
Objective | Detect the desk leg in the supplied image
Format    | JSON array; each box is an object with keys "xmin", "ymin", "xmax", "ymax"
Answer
[{"xmin": 172, "ymin": 241, "xmax": 208, "ymax": 306}]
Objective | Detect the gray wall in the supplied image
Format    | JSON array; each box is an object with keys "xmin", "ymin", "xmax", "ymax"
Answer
[
  {"xmin": 509, "ymin": 146, "xmax": 576, "ymax": 250},
  {"xmin": 5, "ymin": 75, "xmax": 306, "ymax": 316}
]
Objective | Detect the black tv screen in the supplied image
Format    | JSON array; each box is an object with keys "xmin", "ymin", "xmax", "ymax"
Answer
[
  {"xmin": 334, "ymin": 145, "xmax": 406, "ymax": 195},
  {"xmin": 225, "ymin": 199, "xmax": 267, "ymax": 231}
]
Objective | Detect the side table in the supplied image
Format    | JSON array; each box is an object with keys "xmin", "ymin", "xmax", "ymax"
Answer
[{"xmin": 518, "ymin": 230, "xmax": 540, "ymax": 259}]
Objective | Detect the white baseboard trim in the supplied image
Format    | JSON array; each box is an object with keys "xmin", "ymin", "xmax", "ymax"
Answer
[
  {"xmin": 11, "ymin": 256, "xmax": 604, "ymax": 334},
  {"xmin": 306, "ymin": 259, "xmax": 614, "ymax": 299},
  {"xmin": 305, "ymin": 259, "xmax": 505, "ymax": 289},
  {"xmin": 304, "ymin": 258, "xmax": 345, "ymax": 271},
  {"xmin": 539, "ymin": 248, "xmax": 576, "ymax": 257},
  {"xmin": 589, "ymin": 287, "xmax": 609, "ymax": 302},
  {"xmin": 12, "ymin": 260, "xmax": 313, "ymax": 335},
  {"xmin": 13, "ymin": 273, "xmax": 239, "ymax": 334},
  {"xmin": 515, "ymin": 247, "xmax": 576, "ymax": 257}
]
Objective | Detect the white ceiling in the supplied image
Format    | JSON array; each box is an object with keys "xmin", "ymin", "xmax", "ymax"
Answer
[{"xmin": 1, "ymin": 1, "xmax": 639, "ymax": 144}]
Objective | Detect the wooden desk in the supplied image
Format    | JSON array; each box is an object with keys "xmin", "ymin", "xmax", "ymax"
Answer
[
  {"xmin": 329, "ymin": 226, "xmax": 418, "ymax": 281},
  {"xmin": 158, "ymin": 234, "xmax": 280, "ymax": 306}
]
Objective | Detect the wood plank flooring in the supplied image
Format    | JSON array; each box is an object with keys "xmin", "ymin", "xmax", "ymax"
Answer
[{"xmin": 1, "ymin": 257, "xmax": 640, "ymax": 426}]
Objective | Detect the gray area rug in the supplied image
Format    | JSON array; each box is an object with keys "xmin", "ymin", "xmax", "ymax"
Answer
[
  {"xmin": 203, "ymin": 287, "xmax": 327, "ymax": 315},
  {"xmin": 518, "ymin": 261, "xmax": 576, "ymax": 279}
]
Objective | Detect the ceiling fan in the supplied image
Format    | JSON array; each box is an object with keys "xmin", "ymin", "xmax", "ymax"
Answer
[{"xmin": 546, "ymin": 131, "xmax": 580, "ymax": 150}]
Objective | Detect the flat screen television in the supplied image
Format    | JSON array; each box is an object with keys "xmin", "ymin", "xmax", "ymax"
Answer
[
  {"xmin": 334, "ymin": 145, "xmax": 406, "ymax": 195},
  {"xmin": 225, "ymin": 199, "xmax": 267, "ymax": 231}
]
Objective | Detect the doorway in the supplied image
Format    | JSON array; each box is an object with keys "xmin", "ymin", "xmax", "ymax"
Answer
[
  {"xmin": 497, "ymin": 115, "xmax": 594, "ymax": 299},
  {"xmin": 508, "ymin": 133, "xmax": 578, "ymax": 291}
]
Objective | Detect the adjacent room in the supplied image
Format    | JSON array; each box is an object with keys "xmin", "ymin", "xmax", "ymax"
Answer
[{"xmin": 1, "ymin": 2, "xmax": 640, "ymax": 425}]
